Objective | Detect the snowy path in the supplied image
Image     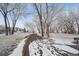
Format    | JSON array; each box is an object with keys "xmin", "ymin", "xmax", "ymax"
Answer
[
  {"xmin": 9, "ymin": 38, "xmax": 79, "ymax": 56},
  {"xmin": 9, "ymin": 33, "xmax": 79, "ymax": 56},
  {"xmin": 9, "ymin": 39, "xmax": 26, "ymax": 56},
  {"xmin": 0, "ymin": 32, "xmax": 31, "ymax": 56}
]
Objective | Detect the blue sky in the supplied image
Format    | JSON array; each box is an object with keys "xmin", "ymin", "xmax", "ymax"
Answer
[
  {"xmin": 0, "ymin": 3, "xmax": 79, "ymax": 28},
  {"xmin": 63, "ymin": 3, "xmax": 79, "ymax": 9}
]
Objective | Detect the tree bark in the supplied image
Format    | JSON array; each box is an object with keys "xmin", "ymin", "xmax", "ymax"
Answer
[
  {"xmin": 46, "ymin": 24, "xmax": 49, "ymax": 37},
  {"xmin": 34, "ymin": 4, "xmax": 44, "ymax": 37},
  {"xmin": 6, "ymin": 16, "xmax": 11, "ymax": 34},
  {"xmin": 40, "ymin": 18, "xmax": 44, "ymax": 37},
  {"xmin": 4, "ymin": 13, "xmax": 8, "ymax": 35},
  {"xmin": 77, "ymin": 26, "xmax": 79, "ymax": 34},
  {"xmin": 75, "ymin": 19, "xmax": 79, "ymax": 34},
  {"xmin": 12, "ymin": 22, "xmax": 16, "ymax": 34}
]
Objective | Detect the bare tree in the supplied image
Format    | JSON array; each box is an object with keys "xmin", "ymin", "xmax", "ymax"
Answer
[
  {"xmin": 24, "ymin": 21, "xmax": 36, "ymax": 33},
  {"xmin": 9, "ymin": 3, "xmax": 27, "ymax": 34},
  {"xmin": 0, "ymin": 3, "xmax": 14, "ymax": 35},
  {"xmin": 70, "ymin": 9, "xmax": 79, "ymax": 34},
  {"xmin": 33, "ymin": 15, "xmax": 41, "ymax": 33},
  {"xmin": 57, "ymin": 10, "xmax": 75, "ymax": 34},
  {"xmin": 33, "ymin": 3, "xmax": 63, "ymax": 37},
  {"xmin": 42, "ymin": 3, "xmax": 63, "ymax": 37},
  {"xmin": 33, "ymin": 3, "xmax": 44, "ymax": 37}
]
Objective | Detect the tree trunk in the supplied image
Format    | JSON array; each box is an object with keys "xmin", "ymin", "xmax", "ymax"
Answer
[
  {"xmin": 12, "ymin": 26, "xmax": 15, "ymax": 34},
  {"xmin": 39, "ymin": 13, "xmax": 44, "ymax": 37},
  {"xmin": 34, "ymin": 4, "xmax": 44, "ymax": 37},
  {"xmin": 46, "ymin": 24, "xmax": 49, "ymax": 37},
  {"xmin": 77, "ymin": 26, "xmax": 79, "ymax": 34},
  {"xmin": 7, "ymin": 17, "xmax": 11, "ymax": 34},
  {"xmin": 75, "ymin": 20, "xmax": 79, "ymax": 34},
  {"xmin": 4, "ymin": 14, "xmax": 8, "ymax": 35},
  {"xmin": 38, "ymin": 29, "xmax": 40, "ymax": 33},
  {"xmin": 12, "ymin": 23, "xmax": 16, "ymax": 34},
  {"xmin": 39, "ymin": 15, "xmax": 44, "ymax": 37}
]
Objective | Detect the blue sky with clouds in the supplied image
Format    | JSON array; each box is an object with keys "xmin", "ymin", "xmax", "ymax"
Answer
[{"xmin": 0, "ymin": 3, "xmax": 79, "ymax": 28}]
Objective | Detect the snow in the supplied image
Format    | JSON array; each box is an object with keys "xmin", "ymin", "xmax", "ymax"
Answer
[
  {"xmin": 53, "ymin": 45, "xmax": 79, "ymax": 54},
  {"xmin": 9, "ymin": 39, "xmax": 26, "ymax": 56},
  {"xmin": 29, "ymin": 40, "xmax": 54, "ymax": 56},
  {"xmin": 0, "ymin": 32, "xmax": 31, "ymax": 56},
  {"xmin": 52, "ymin": 37, "xmax": 75, "ymax": 45},
  {"xmin": 29, "ymin": 39, "xmax": 79, "ymax": 56},
  {"xmin": 9, "ymin": 33, "xmax": 79, "ymax": 56},
  {"xmin": 51, "ymin": 37, "xmax": 79, "ymax": 54}
]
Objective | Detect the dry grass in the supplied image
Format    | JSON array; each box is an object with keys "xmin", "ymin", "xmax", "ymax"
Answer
[{"xmin": 22, "ymin": 33, "xmax": 42, "ymax": 56}]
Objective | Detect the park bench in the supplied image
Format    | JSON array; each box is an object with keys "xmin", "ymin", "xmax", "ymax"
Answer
[{"xmin": 74, "ymin": 37, "xmax": 79, "ymax": 44}]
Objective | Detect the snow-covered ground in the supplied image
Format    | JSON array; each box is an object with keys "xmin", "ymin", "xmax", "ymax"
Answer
[
  {"xmin": 9, "ymin": 39, "xmax": 26, "ymax": 56},
  {"xmin": 29, "ymin": 39, "xmax": 79, "ymax": 56},
  {"xmin": 0, "ymin": 31, "xmax": 31, "ymax": 56},
  {"xmin": 9, "ymin": 33, "xmax": 79, "ymax": 56}
]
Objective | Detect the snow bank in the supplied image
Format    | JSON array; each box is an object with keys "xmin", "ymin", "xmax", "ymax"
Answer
[{"xmin": 9, "ymin": 39, "xmax": 26, "ymax": 56}]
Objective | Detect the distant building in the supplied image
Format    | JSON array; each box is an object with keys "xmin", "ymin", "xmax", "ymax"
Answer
[{"xmin": 0, "ymin": 25, "xmax": 25, "ymax": 34}]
